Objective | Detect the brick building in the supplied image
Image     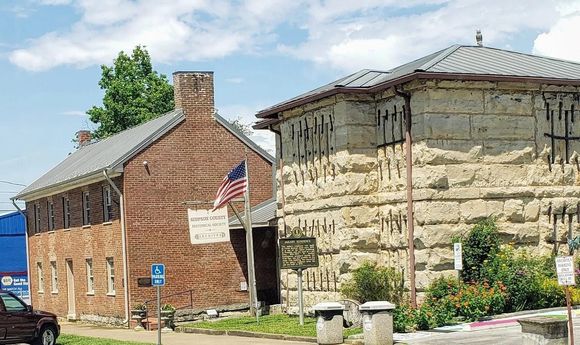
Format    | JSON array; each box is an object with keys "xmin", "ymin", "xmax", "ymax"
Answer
[
  {"xmin": 255, "ymin": 45, "xmax": 580, "ymax": 308},
  {"xmin": 14, "ymin": 71, "xmax": 277, "ymax": 323}
]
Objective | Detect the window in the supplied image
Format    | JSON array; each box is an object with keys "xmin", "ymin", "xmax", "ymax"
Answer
[
  {"xmin": 86, "ymin": 259, "xmax": 94, "ymax": 294},
  {"xmin": 106, "ymin": 258, "xmax": 115, "ymax": 295},
  {"xmin": 47, "ymin": 201, "xmax": 55, "ymax": 231},
  {"xmin": 62, "ymin": 196, "xmax": 70, "ymax": 229},
  {"xmin": 0, "ymin": 292, "xmax": 27, "ymax": 312},
  {"xmin": 33, "ymin": 204, "xmax": 41, "ymax": 233},
  {"xmin": 50, "ymin": 261, "xmax": 58, "ymax": 293},
  {"xmin": 102, "ymin": 186, "xmax": 112, "ymax": 222},
  {"xmin": 82, "ymin": 191, "xmax": 91, "ymax": 225},
  {"xmin": 37, "ymin": 263, "xmax": 44, "ymax": 293}
]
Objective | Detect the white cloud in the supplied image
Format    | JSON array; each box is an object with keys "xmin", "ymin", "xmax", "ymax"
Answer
[
  {"xmin": 281, "ymin": 0, "xmax": 561, "ymax": 72},
  {"xmin": 61, "ymin": 110, "xmax": 87, "ymax": 116},
  {"xmin": 8, "ymin": 0, "xmax": 578, "ymax": 73},
  {"xmin": 9, "ymin": 0, "xmax": 300, "ymax": 71},
  {"xmin": 533, "ymin": 1, "xmax": 580, "ymax": 62}
]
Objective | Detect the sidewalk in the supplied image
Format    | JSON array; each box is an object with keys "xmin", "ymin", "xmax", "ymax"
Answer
[{"xmin": 60, "ymin": 323, "xmax": 312, "ymax": 345}]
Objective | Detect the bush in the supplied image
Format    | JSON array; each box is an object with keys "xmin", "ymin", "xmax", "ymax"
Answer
[
  {"xmin": 461, "ymin": 219, "xmax": 501, "ymax": 283},
  {"xmin": 393, "ymin": 304, "xmax": 416, "ymax": 333},
  {"xmin": 448, "ymin": 282, "xmax": 506, "ymax": 321},
  {"xmin": 341, "ymin": 262, "xmax": 405, "ymax": 304},
  {"xmin": 536, "ymin": 277, "xmax": 565, "ymax": 308}
]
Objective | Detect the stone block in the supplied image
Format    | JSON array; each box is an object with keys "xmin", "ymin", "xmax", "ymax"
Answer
[
  {"xmin": 413, "ymin": 140, "xmax": 482, "ymax": 165},
  {"xmin": 472, "ymin": 115, "xmax": 535, "ymax": 140},
  {"xmin": 437, "ymin": 80, "xmax": 496, "ymax": 89},
  {"xmin": 484, "ymin": 91, "xmax": 533, "ymax": 115},
  {"xmin": 459, "ymin": 200, "xmax": 504, "ymax": 223},
  {"xmin": 504, "ymin": 199, "xmax": 525, "ymax": 223},
  {"xmin": 413, "ymin": 166, "xmax": 449, "ymax": 189},
  {"xmin": 518, "ymin": 316, "xmax": 568, "ymax": 345},
  {"xmin": 414, "ymin": 201, "xmax": 460, "ymax": 225},
  {"xmin": 482, "ymin": 140, "xmax": 535, "ymax": 164},
  {"xmin": 524, "ymin": 200, "xmax": 541, "ymax": 222},
  {"xmin": 419, "ymin": 88, "xmax": 484, "ymax": 114},
  {"xmin": 445, "ymin": 165, "xmax": 477, "ymax": 187},
  {"xmin": 423, "ymin": 113, "xmax": 471, "ymax": 140}
]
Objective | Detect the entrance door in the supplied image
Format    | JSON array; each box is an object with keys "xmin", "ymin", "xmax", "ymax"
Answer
[{"xmin": 65, "ymin": 260, "xmax": 76, "ymax": 320}]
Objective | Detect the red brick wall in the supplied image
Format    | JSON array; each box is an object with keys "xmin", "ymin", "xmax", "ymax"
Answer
[
  {"xmin": 26, "ymin": 178, "xmax": 125, "ymax": 320},
  {"xmin": 124, "ymin": 71, "xmax": 274, "ymax": 309}
]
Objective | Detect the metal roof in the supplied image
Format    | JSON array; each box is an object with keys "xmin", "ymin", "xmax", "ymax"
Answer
[
  {"xmin": 256, "ymin": 45, "xmax": 580, "ymax": 123},
  {"xmin": 15, "ymin": 109, "xmax": 185, "ymax": 200},
  {"xmin": 228, "ymin": 198, "xmax": 277, "ymax": 229}
]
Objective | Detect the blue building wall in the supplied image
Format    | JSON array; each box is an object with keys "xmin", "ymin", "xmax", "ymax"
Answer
[{"xmin": 0, "ymin": 211, "xmax": 29, "ymax": 302}]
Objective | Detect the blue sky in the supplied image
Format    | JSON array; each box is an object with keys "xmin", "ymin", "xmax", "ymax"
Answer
[{"xmin": 1, "ymin": 0, "xmax": 579, "ymax": 213}]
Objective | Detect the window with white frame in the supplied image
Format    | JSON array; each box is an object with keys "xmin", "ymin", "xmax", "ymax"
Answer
[
  {"xmin": 33, "ymin": 204, "xmax": 41, "ymax": 233},
  {"xmin": 106, "ymin": 257, "xmax": 115, "ymax": 295},
  {"xmin": 102, "ymin": 186, "xmax": 112, "ymax": 222},
  {"xmin": 86, "ymin": 259, "xmax": 94, "ymax": 294},
  {"xmin": 82, "ymin": 191, "xmax": 91, "ymax": 225},
  {"xmin": 50, "ymin": 261, "xmax": 58, "ymax": 293},
  {"xmin": 62, "ymin": 196, "xmax": 70, "ymax": 229},
  {"xmin": 47, "ymin": 201, "xmax": 55, "ymax": 231},
  {"xmin": 37, "ymin": 262, "xmax": 44, "ymax": 293}
]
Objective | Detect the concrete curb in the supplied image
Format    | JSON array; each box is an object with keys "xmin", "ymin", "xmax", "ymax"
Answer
[{"xmin": 175, "ymin": 327, "xmax": 318, "ymax": 343}]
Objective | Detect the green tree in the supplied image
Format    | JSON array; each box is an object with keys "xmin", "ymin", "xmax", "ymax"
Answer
[
  {"xmin": 229, "ymin": 116, "xmax": 253, "ymax": 136},
  {"xmin": 87, "ymin": 46, "xmax": 174, "ymax": 139}
]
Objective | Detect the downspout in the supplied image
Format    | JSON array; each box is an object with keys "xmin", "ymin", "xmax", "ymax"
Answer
[
  {"xmin": 103, "ymin": 170, "xmax": 130, "ymax": 326},
  {"xmin": 11, "ymin": 199, "xmax": 31, "ymax": 304},
  {"xmin": 270, "ymin": 125, "xmax": 285, "ymax": 305},
  {"xmin": 394, "ymin": 87, "xmax": 417, "ymax": 308}
]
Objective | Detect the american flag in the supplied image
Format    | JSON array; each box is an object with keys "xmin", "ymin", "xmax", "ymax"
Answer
[{"xmin": 213, "ymin": 160, "xmax": 247, "ymax": 211}]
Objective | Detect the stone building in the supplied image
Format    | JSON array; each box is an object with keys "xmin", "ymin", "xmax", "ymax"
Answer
[
  {"xmin": 255, "ymin": 45, "xmax": 580, "ymax": 308},
  {"xmin": 13, "ymin": 71, "xmax": 278, "ymax": 323}
]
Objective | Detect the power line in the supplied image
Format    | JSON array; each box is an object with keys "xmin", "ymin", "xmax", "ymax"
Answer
[{"xmin": 0, "ymin": 180, "xmax": 26, "ymax": 187}]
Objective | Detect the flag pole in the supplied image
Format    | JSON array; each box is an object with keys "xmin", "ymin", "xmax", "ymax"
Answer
[{"xmin": 244, "ymin": 150, "xmax": 259, "ymax": 322}]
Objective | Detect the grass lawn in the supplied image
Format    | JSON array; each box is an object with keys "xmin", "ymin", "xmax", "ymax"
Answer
[
  {"xmin": 182, "ymin": 314, "xmax": 362, "ymax": 338},
  {"xmin": 57, "ymin": 334, "xmax": 152, "ymax": 345}
]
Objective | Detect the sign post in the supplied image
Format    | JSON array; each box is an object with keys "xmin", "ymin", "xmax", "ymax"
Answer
[
  {"xmin": 555, "ymin": 256, "xmax": 575, "ymax": 345},
  {"xmin": 151, "ymin": 264, "xmax": 166, "ymax": 345},
  {"xmin": 279, "ymin": 230, "xmax": 319, "ymax": 326}
]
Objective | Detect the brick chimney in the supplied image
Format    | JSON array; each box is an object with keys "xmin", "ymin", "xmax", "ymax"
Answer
[
  {"xmin": 76, "ymin": 130, "xmax": 92, "ymax": 147},
  {"xmin": 173, "ymin": 71, "xmax": 215, "ymax": 124}
]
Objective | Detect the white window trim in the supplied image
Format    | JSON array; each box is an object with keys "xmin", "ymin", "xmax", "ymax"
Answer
[
  {"xmin": 37, "ymin": 262, "xmax": 44, "ymax": 293},
  {"xmin": 106, "ymin": 258, "xmax": 115, "ymax": 296},
  {"xmin": 63, "ymin": 196, "xmax": 70, "ymax": 229},
  {"xmin": 82, "ymin": 191, "xmax": 91, "ymax": 226},
  {"xmin": 48, "ymin": 201, "xmax": 55, "ymax": 231},
  {"xmin": 103, "ymin": 186, "xmax": 112, "ymax": 223},
  {"xmin": 86, "ymin": 259, "xmax": 94, "ymax": 295},
  {"xmin": 50, "ymin": 261, "xmax": 58, "ymax": 293}
]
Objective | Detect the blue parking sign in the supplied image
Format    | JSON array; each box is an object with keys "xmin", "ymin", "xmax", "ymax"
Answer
[{"xmin": 151, "ymin": 264, "xmax": 165, "ymax": 286}]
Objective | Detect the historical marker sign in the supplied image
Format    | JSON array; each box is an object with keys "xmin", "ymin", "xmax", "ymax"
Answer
[
  {"xmin": 556, "ymin": 256, "xmax": 576, "ymax": 286},
  {"xmin": 279, "ymin": 237, "xmax": 319, "ymax": 270}
]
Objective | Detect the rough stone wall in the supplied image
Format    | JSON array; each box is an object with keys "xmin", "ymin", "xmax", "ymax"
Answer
[{"xmin": 276, "ymin": 80, "xmax": 580, "ymax": 310}]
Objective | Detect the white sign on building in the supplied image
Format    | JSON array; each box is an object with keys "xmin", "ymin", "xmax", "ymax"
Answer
[
  {"xmin": 188, "ymin": 207, "xmax": 230, "ymax": 245},
  {"xmin": 556, "ymin": 256, "xmax": 576, "ymax": 286},
  {"xmin": 453, "ymin": 243, "xmax": 463, "ymax": 270}
]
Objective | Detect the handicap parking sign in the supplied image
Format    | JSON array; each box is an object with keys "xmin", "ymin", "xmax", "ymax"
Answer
[{"xmin": 151, "ymin": 264, "xmax": 165, "ymax": 286}]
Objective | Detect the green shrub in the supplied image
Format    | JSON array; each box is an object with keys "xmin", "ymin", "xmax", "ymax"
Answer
[
  {"xmin": 393, "ymin": 304, "xmax": 416, "ymax": 333},
  {"xmin": 536, "ymin": 277, "xmax": 565, "ymax": 308},
  {"xmin": 340, "ymin": 262, "xmax": 405, "ymax": 304},
  {"xmin": 448, "ymin": 282, "xmax": 506, "ymax": 321},
  {"xmin": 461, "ymin": 219, "xmax": 501, "ymax": 283}
]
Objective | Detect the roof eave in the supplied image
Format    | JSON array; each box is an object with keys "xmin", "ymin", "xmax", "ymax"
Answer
[
  {"xmin": 13, "ymin": 170, "xmax": 122, "ymax": 202},
  {"xmin": 254, "ymin": 72, "xmax": 580, "ymax": 129}
]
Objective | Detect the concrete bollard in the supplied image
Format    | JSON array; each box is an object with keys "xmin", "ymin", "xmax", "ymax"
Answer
[
  {"xmin": 518, "ymin": 316, "xmax": 568, "ymax": 345},
  {"xmin": 359, "ymin": 301, "xmax": 396, "ymax": 345},
  {"xmin": 313, "ymin": 302, "xmax": 345, "ymax": 345}
]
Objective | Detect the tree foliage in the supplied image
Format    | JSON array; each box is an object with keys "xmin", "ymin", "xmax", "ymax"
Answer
[
  {"xmin": 461, "ymin": 218, "xmax": 501, "ymax": 283},
  {"xmin": 87, "ymin": 46, "xmax": 174, "ymax": 139},
  {"xmin": 228, "ymin": 116, "xmax": 253, "ymax": 136}
]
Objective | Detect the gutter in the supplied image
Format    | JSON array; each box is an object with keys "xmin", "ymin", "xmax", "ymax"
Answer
[
  {"xmin": 394, "ymin": 86, "xmax": 417, "ymax": 309},
  {"xmin": 11, "ymin": 200, "xmax": 30, "ymax": 305},
  {"xmin": 103, "ymin": 170, "xmax": 130, "ymax": 326}
]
